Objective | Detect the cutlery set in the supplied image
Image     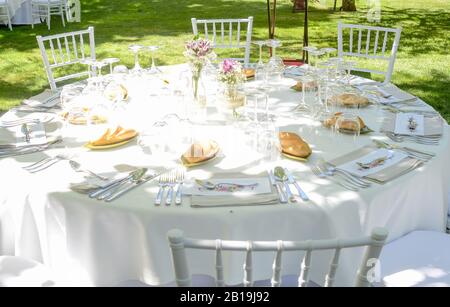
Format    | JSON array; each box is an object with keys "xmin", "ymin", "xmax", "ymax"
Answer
[
  {"xmin": 373, "ymin": 140, "xmax": 435, "ymax": 162},
  {"xmin": 384, "ymin": 132, "xmax": 441, "ymax": 146},
  {"xmin": 311, "ymin": 160, "xmax": 371, "ymax": 192},
  {"xmin": 88, "ymin": 168, "xmax": 158, "ymax": 202},
  {"xmin": 269, "ymin": 167, "xmax": 309, "ymax": 203},
  {"xmin": 0, "ymin": 137, "xmax": 62, "ymax": 158},
  {"xmin": 155, "ymin": 169, "xmax": 185, "ymax": 206}
]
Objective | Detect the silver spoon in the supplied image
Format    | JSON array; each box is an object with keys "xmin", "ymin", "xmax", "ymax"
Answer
[
  {"xmin": 273, "ymin": 167, "xmax": 296, "ymax": 203},
  {"xmin": 69, "ymin": 160, "xmax": 108, "ymax": 181}
]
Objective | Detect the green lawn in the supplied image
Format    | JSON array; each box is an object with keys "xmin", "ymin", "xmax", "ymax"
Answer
[{"xmin": 1, "ymin": 0, "xmax": 449, "ymax": 121}]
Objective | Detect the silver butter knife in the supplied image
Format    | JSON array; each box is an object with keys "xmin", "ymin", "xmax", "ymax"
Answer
[
  {"xmin": 284, "ymin": 168, "xmax": 309, "ymax": 202},
  {"xmin": 268, "ymin": 170, "xmax": 287, "ymax": 204},
  {"xmin": 105, "ymin": 173, "xmax": 158, "ymax": 202}
]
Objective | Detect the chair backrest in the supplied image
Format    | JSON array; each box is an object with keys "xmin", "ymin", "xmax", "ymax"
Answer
[
  {"xmin": 337, "ymin": 22, "xmax": 402, "ymax": 84},
  {"xmin": 167, "ymin": 227, "xmax": 388, "ymax": 287},
  {"xmin": 36, "ymin": 26, "xmax": 96, "ymax": 90},
  {"xmin": 191, "ymin": 17, "xmax": 253, "ymax": 66}
]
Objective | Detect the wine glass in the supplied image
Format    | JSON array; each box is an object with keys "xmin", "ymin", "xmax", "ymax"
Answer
[
  {"xmin": 308, "ymin": 49, "xmax": 325, "ymax": 72},
  {"xmin": 320, "ymin": 47, "xmax": 337, "ymax": 61},
  {"xmin": 253, "ymin": 40, "xmax": 267, "ymax": 82},
  {"xmin": 293, "ymin": 74, "xmax": 316, "ymax": 113},
  {"xmin": 80, "ymin": 58, "xmax": 95, "ymax": 78},
  {"xmin": 335, "ymin": 112, "xmax": 361, "ymax": 141},
  {"xmin": 103, "ymin": 58, "xmax": 121, "ymax": 75},
  {"xmin": 147, "ymin": 46, "xmax": 161, "ymax": 74},
  {"xmin": 128, "ymin": 44, "xmax": 144, "ymax": 73},
  {"xmin": 265, "ymin": 39, "xmax": 284, "ymax": 85},
  {"xmin": 339, "ymin": 60, "xmax": 356, "ymax": 85}
]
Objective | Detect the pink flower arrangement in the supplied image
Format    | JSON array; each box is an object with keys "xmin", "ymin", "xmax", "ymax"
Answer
[{"xmin": 218, "ymin": 59, "xmax": 245, "ymax": 86}]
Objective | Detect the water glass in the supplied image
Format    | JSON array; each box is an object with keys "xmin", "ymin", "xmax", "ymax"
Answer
[{"xmin": 335, "ymin": 113, "xmax": 361, "ymax": 141}]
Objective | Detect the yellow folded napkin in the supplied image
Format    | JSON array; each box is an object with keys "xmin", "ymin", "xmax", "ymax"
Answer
[
  {"xmin": 88, "ymin": 126, "xmax": 137, "ymax": 147},
  {"xmin": 181, "ymin": 140, "xmax": 219, "ymax": 165},
  {"xmin": 279, "ymin": 132, "xmax": 312, "ymax": 159},
  {"xmin": 243, "ymin": 68, "xmax": 255, "ymax": 79}
]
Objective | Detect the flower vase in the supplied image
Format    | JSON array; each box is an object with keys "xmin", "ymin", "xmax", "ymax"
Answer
[
  {"xmin": 217, "ymin": 84, "xmax": 246, "ymax": 120},
  {"xmin": 190, "ymin": 64, "xmax": 207, "ymax": 108}
]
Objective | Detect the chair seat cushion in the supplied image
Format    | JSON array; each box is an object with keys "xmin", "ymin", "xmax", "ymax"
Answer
[
  {"xmin": 380, "ymin": 231, "xmax": 450, "ymax": 287},
  {"xmin": 0, "ymin": 256, "xmax": 56, "ymax": 287}
]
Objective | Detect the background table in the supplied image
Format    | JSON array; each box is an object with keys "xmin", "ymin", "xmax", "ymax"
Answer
[{"xmin": 0, "ymin": 65, "xmax": 448, "ymax": 286}]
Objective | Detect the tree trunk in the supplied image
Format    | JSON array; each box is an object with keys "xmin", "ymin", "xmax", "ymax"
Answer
[{"xmin": 341, "ymin": 0, "xmax": 356, "ymax": 11}]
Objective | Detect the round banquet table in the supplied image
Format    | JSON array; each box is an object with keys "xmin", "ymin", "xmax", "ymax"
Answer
[{"xmin": 0, "ymin": 64, "xmax": 449, "ymax": 286}]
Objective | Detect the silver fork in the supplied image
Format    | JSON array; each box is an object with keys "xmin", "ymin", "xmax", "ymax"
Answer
[
  {"xmin": 165, "ymin": 171, "xmax": 177, "ymax": 206},
  {"xmin": 385, "ymin": 132, "xmax": 440, "ymax": 145},
  {"xmin": 155, "ymin": 174, "xmax": 169, "ymax": 206},
  {"xmin": 318, "ymin": 159, "xmax": 371, "ymax": 188},
  {"xmin": 24, "ymin": 154, "xmax": 67, "ymax": 173},
  {"xmin": 311, "ymin": 164, "xmax": 359, "ymax": 191},
  {"xmin": 175, "ymin": 169, "xmax": 185, "ymax": 206}
]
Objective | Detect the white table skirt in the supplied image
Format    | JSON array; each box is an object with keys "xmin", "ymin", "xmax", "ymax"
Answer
[{"xmin": 0, "ymin": 65, "xmax": 449, "ymax": 286}]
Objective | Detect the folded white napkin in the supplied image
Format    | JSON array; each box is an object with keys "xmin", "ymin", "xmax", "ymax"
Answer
[
  {"xmin": 13, "ymin": 122, "xmax": 47, "ymax": 147},
  {"xmin": 337, "ymin": 148, "xmax": 408, "ymax": 178},
  {"xmin": 382, "ymin": 113, "xmax": 443, "ymax": 136},
  {"xmin": 191, "ymin": 194, "xmax": 279, "ymax": 208},
  {"xmin": 394, "ymin": 113, "xmax": 425, "ymax": 136},
  {"xmin": 23, "ymin": 89, "xmax": 60, "ymax": 108}
]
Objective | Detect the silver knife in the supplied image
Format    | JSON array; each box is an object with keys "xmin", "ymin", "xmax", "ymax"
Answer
[
  {"xmin": 97, "ymin": 168, "xmax": 148, "ymax": 200},
  {"xmin": 284, "ymin": 168, "xmax": 309, "ymax": 202},
  {"xmin": 268, "ymin": 170, "xmax": 287, "ymax": 204},
  {"xmin": 105, "ymin": 173, "xmax": 158, "ymax": 202}
]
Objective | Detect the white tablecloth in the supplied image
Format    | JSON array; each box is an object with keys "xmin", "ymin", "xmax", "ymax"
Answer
[{"xmin": 0, "ymin": 65, "xmax": 449, "ymax": 286}]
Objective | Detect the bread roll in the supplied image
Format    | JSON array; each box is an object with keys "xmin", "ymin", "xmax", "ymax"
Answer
[
  {"xmin": 182, "ymin": 140, "xmax": 219, "ymax": 164},
  {"xmin": 279, "ymin": 132, "xmax": 312, "ymax": 158}
]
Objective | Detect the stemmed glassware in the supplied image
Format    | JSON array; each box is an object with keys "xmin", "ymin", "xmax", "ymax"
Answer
[
  {"xmin": 252, "ymin": 40, "xmax": 267, "ymax": 82},
  {"xmin": 339, "ymin": 60, "xmax": 356, "ymax": 85},
  {"xmin": 80, "ymin": 58, "xmax": 96, "ymax": 78},
  {"xmin": 128, "ymin": 44, "xmax": 144, "ymax": 73},
  {"xmin": 335, "ymin": 113, "xmax": 361, "ymax": 141},
  {"xmin": 265, "ymin": 39, "xmax": 285, "ymax": 85},
  {"xmin": 147, "ymin": 46, "xmax": 161, "ymax": 74},
  {"xmin": 103, "ymin": 58, "xmax": 121, "ymax": 74}
]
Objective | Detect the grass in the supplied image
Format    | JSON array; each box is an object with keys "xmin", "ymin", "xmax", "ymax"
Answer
[{"xmin": 0, "ymin": 0, "xmax": 449, "ymax": 121}]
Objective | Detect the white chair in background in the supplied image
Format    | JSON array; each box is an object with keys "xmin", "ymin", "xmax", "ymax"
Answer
[
  {"xmin": 379, "ymin": 231, "xmax": 450, "ymax": 287},
  {"xmin": 0, "ymin": 0, "xmax": 12, "ymax": 31},
  {"xmin": 36, "ymin": 26, "xmax": 96, "ymax": 90},
  {"xmin": 31, "ymin": 0, "xmax": 66, "ymax": 30},
  {"xmin": 337, "ymin": 22, "xmax": 402, "ymax": 84},
  {"xmin": 66, "ymin": 0, "xmax": 80, "ymax": 23},
  {"xmin": 191, "ymin": 17, "xmax": 253, "ymax": 66},
  {"xmin": 167, "ymin": 228, "xmax": 388, "ymax": 287}
]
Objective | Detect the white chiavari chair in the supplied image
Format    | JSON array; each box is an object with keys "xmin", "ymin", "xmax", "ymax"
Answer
[
  {"xmin": 66, "ymin": 0, "xmax": 80, "ymax": 23},
  {"xmin": 191, "ymin": 17, "xmax": 253, "ymax": 66},
  {"xmin": 0, "ymin": 0, "xmax": 12, "ymax": 31},
  {"xmin": 167, "ymin": 228, "xmax": 388, "ymax": 287},
  {"xmin": 379, "ymin": 231, "xmax": 450, "ymax": 287},
  {"xmin": 36, "ymin": 26, "xmax": 96, "ymax": 90},
  {"xmin": 337, "ymin": 22, "xmax": 402, "ymax": 85},
  {"xmin": 31, "ymin": 0, "xmax": 66, "ymax": 30}
]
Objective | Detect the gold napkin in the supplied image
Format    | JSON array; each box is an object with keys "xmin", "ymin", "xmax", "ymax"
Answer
[
  {"xmin": 279, "ymin": 132, "xmax": 312, "ymax": 159},
  {"xmin": 181, "ymin": 140, "xmax": 219, "ymax": 165},
  {"xmin": 88, "ymin": 126, "xmax": 137, "ymax": 146},
  {"xmin": 243, "ymin": 68, "xmax": 255, "ymax": 79}
]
